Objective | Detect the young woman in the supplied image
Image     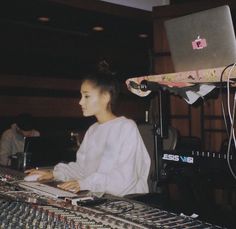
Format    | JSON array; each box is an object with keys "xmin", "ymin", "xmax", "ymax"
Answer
[{"xmin": 25, "ymin": 72, "xmax": 151, "ymax": 197}]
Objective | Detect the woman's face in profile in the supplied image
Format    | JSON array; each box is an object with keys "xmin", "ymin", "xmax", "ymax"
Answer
[{"xmin": 79, "ymin": 80, "xmax": 108, "ymax": 117}]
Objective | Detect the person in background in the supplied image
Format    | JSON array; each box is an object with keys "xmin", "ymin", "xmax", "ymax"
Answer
[
  {"xmin": 0, "ymin": 113, "xmax": 40, "ymax": 166},
  {"xmin": 25, "ymin": 71, "xmax": 151, "ymax": 197}
]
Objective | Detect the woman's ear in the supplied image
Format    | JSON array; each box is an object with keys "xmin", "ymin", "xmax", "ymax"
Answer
[{"xmin": 101, "ymin": 91, "xmax": 111, "ymax": 108}]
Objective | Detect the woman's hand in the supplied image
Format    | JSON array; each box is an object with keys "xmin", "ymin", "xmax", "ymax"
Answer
[
  {"xmin": 57, "ymin": 180, "xmax": 80, "ymax": 193},
  {"xmin": 24, "ymin": 169, "xmax": 54, "ymax": 181}
]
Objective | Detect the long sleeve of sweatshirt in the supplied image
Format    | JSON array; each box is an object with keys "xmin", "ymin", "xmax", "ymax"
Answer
[{"xmin": 53, "ymin": 117, "xmax": 150, "ymax": 196}]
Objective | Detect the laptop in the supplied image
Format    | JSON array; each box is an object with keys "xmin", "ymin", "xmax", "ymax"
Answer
[
  {"xmin": 164, "ymin": 5, "xmax": 236, "ymax": 72},
  {"xmin": 23, "ymin": 136, "xmax": 77, "ymax": 168}
]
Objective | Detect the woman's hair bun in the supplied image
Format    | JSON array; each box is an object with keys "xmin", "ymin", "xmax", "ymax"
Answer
[{"xmin": 97, "ymin": 60, "xmax": 114, "ymax": 75}]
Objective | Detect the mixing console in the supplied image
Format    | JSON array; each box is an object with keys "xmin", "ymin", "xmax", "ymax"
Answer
[
  {"xmin": 96, "ymin": 199, "xmax": 225, "ymax": 229},
  {"xmin": 0, "ymin": 166, "xmax": 227, "ymax": 228},
  {"xmin": 0, "ymin": 166, "xmax": 24, "ymax": 181}
]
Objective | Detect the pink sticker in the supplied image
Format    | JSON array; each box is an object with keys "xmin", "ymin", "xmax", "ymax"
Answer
[{"xmin": 192, "ymin": 37, "xmax": 207, "ymax": 50}]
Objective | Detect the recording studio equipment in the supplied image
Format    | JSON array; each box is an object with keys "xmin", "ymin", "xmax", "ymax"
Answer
[
  {"xmin": 139, "ymin": 80, "xmax": 163, "ymax": 92},
  {"xmin": 11, "ymin": 135, "xmax": 78, "ymax": 170},
  {"xmin": 0, "ymin": 166, "xmax": 24, "ymax": 181},
  {"xmin": 10, "ymin": 152, "xmax": 31, "ymax": 171},
  {"xmin": 0, "ymin": 166, "xmax": 226, "ymax": 228},
  {"xmin": 162, "ymin": 150, "xmax": 233, "ymax": 165},
  {"xmin": 19, "ymin": 181, "xmax": 78, "ymax": 199},
  {"xmin": 160, "ymin": 149, "xmax": 235, "ymax": 180}
]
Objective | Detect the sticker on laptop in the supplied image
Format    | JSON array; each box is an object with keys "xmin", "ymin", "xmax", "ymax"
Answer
[{"xmin": 192, "ymin": 36, "xmax": 207, "ymax": 50}]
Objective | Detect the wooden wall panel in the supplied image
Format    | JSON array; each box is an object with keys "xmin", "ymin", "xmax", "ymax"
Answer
[
  {"xmin": 0, "ymin": 96, "xmax": 81, "ymax": 117},
  {"xmin": 154, "ymin": 56, "xmax": 174, "ymax": 74},
  {"xmin": 170, "ymin": 95, "xmax": 190, "ymax": 136},
  {"xmin": 204, "ymin": 119, "xmax": 225, "ymax": 130},
  {"xmin": 171, "ymin": 119, "xmax": 189, "ymax": 136},
  {"xmin": 153, "ymin": 19, "xmax": 170, "ymax": 53},
  {"xmin": 0, "ymin": 75, "xmax": 81, "ymax": 91},
  {"xmin": 0, "ymin": 74, "xmax": 149, "ymax": 134},
  {"xmin": 170, "ymin": 96, "xmax": 188, "ymax": 114},
  {"xmin": 191, "ymin": 105, "xmax": 202, "ymax": 138},
  {"xmin": 204, "ymin": 132, "xmax": 227, "ymax": 152},
  {"xmin": 115, "ymin": 96, "xmax": 150, "ymax": 122},
  {"xmin": 204, "ymin": 99, "xmax": 223, "ymax": 116}
]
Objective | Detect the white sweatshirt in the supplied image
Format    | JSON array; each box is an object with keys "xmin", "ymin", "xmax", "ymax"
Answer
[{"xmin": 53, "ymin": 116, "xmax": 151, "ymax": 196}]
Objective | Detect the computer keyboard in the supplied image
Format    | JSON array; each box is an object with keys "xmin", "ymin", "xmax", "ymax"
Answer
[{"xmin": 18, "ymin": 181, "xmax": 78, "ymax": 199}]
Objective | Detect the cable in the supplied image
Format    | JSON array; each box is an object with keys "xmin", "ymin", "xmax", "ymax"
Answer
[
  {"xmin": 226, "ymin": 64, "xmax": 236, "ymax": 148},
  {"xmin": 225, "ymin": 63, "xmax": 236, "ymax": 180},
  {"xmin": 218, "ymin": 63, "xmax": 236, "ymax": 180},
  {"xmin": 220, "ymin": 63, "xmax": 235, "ymax": 137},
  {"xmin": 97, "ymin": 196, "xmax": 135, "ymax": 215},
  {"xmin": 226, "ymin": 95, "xmax": 236, "ymax": 180}
]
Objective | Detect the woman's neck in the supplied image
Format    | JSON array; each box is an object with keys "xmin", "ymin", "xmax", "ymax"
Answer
[{"xmin": 96, "ymin": 111, "xmax": 117, "ymax": 124}]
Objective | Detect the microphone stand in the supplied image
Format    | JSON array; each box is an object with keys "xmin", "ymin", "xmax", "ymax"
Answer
[
  {"xmin": 152, "ymin": 90, "xmax": 170, "ymax": 193},
  {"xmin": 147, "ymin": 49, "xmax": 170, "ymax": 193}
]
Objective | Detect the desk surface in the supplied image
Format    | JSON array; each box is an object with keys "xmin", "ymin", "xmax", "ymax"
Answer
[{"xmin": 126, "ymin": 66, "xmax": 236, "ymax": 98}]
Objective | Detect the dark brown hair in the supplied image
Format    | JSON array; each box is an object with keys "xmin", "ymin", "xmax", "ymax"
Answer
[
  {"xmin": 82, "ymin": 71, "xmax": 120, "ymax": 111},
  {"xmin": 15, "ymin": 113, "xmax": 34, "ymax": 131}
]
